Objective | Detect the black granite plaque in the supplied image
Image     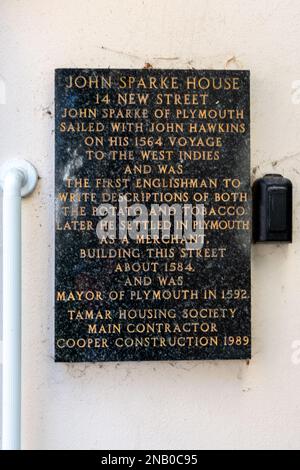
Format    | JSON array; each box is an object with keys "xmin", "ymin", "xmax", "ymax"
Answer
[{"xmin": 55, "ymin": 69, "xmax": 251, "ymax": 362}]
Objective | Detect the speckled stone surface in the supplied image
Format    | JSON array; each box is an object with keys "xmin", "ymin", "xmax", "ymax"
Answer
[{"xmin": 55, "ymin": 69, "xmax": 251, "ymax": 362}]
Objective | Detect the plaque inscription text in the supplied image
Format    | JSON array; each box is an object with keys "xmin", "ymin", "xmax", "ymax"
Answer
[{"xmin": 55, "ymin": 69, "xmax": 251, "ymax": 362}]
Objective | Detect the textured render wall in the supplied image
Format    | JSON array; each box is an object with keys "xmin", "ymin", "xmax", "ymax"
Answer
[{"xmin": 0, "ymin": 0, "xmax": 300, "ymax": 450}]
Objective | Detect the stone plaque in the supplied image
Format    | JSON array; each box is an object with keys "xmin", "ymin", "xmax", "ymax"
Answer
[{"xmin": 55, "ymin": 69, "xmax": 251, "ymax": 362}]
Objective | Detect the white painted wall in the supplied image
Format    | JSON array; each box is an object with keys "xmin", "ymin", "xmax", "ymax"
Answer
[{"xmin": 1, "ymin": 0, "xmax": 300, "ymax": 450}]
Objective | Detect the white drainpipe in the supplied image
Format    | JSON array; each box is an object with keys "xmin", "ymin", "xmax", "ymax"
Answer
[{"xmin": 0, "ymin": 159, "xmax": 38, "ymax": 450}]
